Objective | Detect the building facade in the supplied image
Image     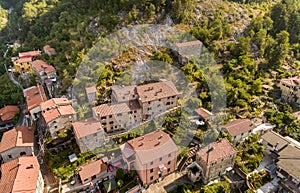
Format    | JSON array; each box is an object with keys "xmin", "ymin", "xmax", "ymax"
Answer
[
  {"xmin": 41, "ymin": 98, "xmax": 76, "ymax": 138},
  {"xmin": 222, "ymin": 119, "xmax": 256, "ymax": 143},
  {"xmin": 0, "ymin": 126, "xmax": 34, "ymax": 163},
  {"xmin": 78, "ymin": 158, "xmax": 108, "ymax": 184},
  {"xmin": 121, "ymin": 130, "xmax": 178, "ymax": 185},
  {"xmin": 73, "ymin": 118, "xmax": 105, "ymax": 153},
  {"xmin": 0, "ymin": 156, "xmax": 44, "ymax": 193},
  {"xmin": 279, "ymin": 75, "xmax": 300, "ymax": 106},
  {"xmin": 30, "ymin": 60, "xmax": 57, "ymax": 83},
  {"xmin": 0, "ymin": 105, "xmax": 19, "ymax": 131},
  {"xmin": 23, "ymin": 85, "xmax": 47, "ymax": 120},
  {"xmin": 196, "ymin": 138, "xmax": 237, "ymax": 184}
]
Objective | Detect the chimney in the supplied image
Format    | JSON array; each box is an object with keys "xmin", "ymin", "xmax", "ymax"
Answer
[
  {"xmin": 17, "ymin": 161, "xmax": 21, "ymax": 166},
  {"xmin": 139, "ymin": 142, "xmax": 144, "ymax": 147},
  {"xmin": 274, "ymin": 142, "xmax": 280, "ymax": 150},
  {"xmin": 29, "ymin": 164, "xmax": 34, "ymax": 168},
  {"xmin": 155, "ymin": 140, "xmax": 160, "ymax": 146},
  {"xmin": 158, "ymin": 134, "xmax": 163, "ymax": 139}
]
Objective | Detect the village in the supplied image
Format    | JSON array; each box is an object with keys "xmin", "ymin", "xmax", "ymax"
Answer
[{"xmin": 0, "ymin": 37, "xmax": 299, "ymax": 193}]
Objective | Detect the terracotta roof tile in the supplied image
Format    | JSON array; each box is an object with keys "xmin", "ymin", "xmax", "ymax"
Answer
[
  {"xmin": 195, "ymin": 108, "xmax": 213, "ymax": 119},
  {"xmin": 42, "ymin": 105, "xmax": 75, "ymax": 123},
  {"xmin": 124, "ymin": 130, "xmax": 178, "ymax": 165},
  {"xmin": 136, "ymin": 81, "xmax": 178, "ymax": 103},
  {"xmin": 93, "ymin": 103, "xmax": 130, "ymax": 117},
  {"xmin": 223, "ymin": 119, "xmax": 255, "ymax": 137},
  {"xmin": 19, "ymin": 51, "xmax": 41, "ymax": 58},
  {"xmin": 197, "ymin": 138, "xmax": 237, "ymax": 165},
  {"xmin": 15, "ymin": 57, "xmax": 33, "ymax": 63},
  {"xmin": 78, "ymin": 159, "xmax": 107, "ymax": 182},
  {"xmin": 40, "ymin": 98, "xmax": 71, "ymax": 111},
  {"xmin": 0, "ymin": 156, "xmax": 40, "ymax": 193},
  {"xmin": 23, "ymin": 85, "xmax": 47, "ymax": 111},
  {"xmin": 0, "ymin": 126, "xmax": 34, "ymax": 153},
  {"xmin": 30, "ymin": 60, "xmax": 56, "ymax": 74},
  {"xmin": 0, "ymin": 105, "xmax": 19, "ymax": 122},
  {"xmin": 73, "ymin": 118, "xmax": 103, "ymax": 138},
  {"xmin": 0, "ymin": 158, "xmax": 18, "ymax": 192}
]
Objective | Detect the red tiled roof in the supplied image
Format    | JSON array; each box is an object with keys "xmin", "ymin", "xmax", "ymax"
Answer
[
  {"xmin": 30, "ymin": 60, "xmax": 56, "ymax": 74},
  {"xmin": 15, "ymin": 57, "xmax": 33, "ymax": 63},
  {"xmin": 93, "ymin": 103, "xmax": 130, "ymax": 117},
  {"xmin": 42, "ymin": 105, "xmax": 75, "ymax": 123},
  {"xmin": 124, "ymin": 130, "xmax": 178, "ymax": 165},
  {"xmin": 197, "ymin": 138, "xmax": 237, "ymax": 165},
  {"xmin": 23, "ymin": 85, "xmax": 47, "ymax": 111},
  {"xmin": 85, "ymin": 86, "xmax": 97, "ymax": 94},
  {"xmin": 0, "ymin": 126, "xmax": 34, "ymax": 153},
  {"xmin": 280, "ymin": 75, "xmax": 300, "ymax": 87},
  {"xmin": 19, "ymin": 50, "xmax": 41, "ymax": 58},
  {"xmin": 223, "ymin": 119, "xmax": 256, "ymax": 137},
  {"xmin": 73, "ymin": 118, "xmax": 103, "ymax": 138},
  {"xmin": 0, "ymin": 156, "xmax": 40, "ymax": 193},
  {"xmin": 78, "ymin": 159, "xmax": 107, "ymax": 182},
  {"xmin": 40, "ymin": 98, "xmax": 71, "ymax": 111},
  {"xmin": 43, "ymin": 45, "xmax": 56, "ymax": 54},
  {"xmin": 0, "ymin": 105, "xmax": 19, "ymax": 122},
  {"xmin": 195, "ymin": 108, "xmax": 213, "ymax": 119},
  {"xmin": 176, "ymin": 40, "xmax": 202, "ymax": 48},
  {"xmin": 136, "ymin": 81, "xmax": 178, "ymax": 103}
]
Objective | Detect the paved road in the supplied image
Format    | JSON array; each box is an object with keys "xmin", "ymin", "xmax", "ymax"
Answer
[{"xmin": 8, "ymin": 72, "xmax": 23, "ymax": 90}]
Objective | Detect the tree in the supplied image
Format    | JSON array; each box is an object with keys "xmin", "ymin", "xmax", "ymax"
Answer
[
  {"xmin": 202, "ymin": 181, "xmax": 231, "ymax": 193},
  {"xmin": 116, "ymin": 168, "xmax": 125, "ymax": 181},
  {"xmin": 117, "ymin": 179, "xmax": 124, "ymax": 187},
  {"xmin": 265, "ymin": 31, "xmax": 290, "ymax": 68}
]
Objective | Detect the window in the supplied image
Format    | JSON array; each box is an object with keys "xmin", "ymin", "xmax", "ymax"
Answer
[
  {"xmin": 167, "ymin": 168, "xmax": 171, "ymax": 172},
  {"xmin": 109, "ymin": 115, "xmax": 112, "ymax": 118},
  {"xmin": 168, "ymin": 161, "xmax": 171, "ymax": 165},
  {"xmin": 128, "ymin": 111, "xmax": 133, "ymax": 114},
  {"xmin": 54, "ymin": 125, "xmax": 57, "ymax": 129},
  {"xmin": 148, "ymin": 101, "xmax": 151, "ymax": 104},
  {"xmin": 8, "ymin": 155, "xmax": 12, "ymax": 159},
  {"xmin": 117, "ymin": 113, "xmax": 122, "ymax": 117},
  {"xmin": 102, "ymin": 122, "xmax": 107, "ymax": 126},
  {"xmin": 101, "ymin": 116, "xmax": 106, "ymax": 120},
  {"xmin": 109, "ymin": 121, "xmax": 114, "ymax": 124},
  {"xmin": 166, "ymin": 102, "xmax": 170, "ymax": 105},
  {"xmin": 159, "ymin": 157, "xmax": 162, "ymax": 161},
  {"xmin": 150, "ymin": 176, "xmax": 154, "ymax": 181},
  {"xmin": 158, "ymin": 99, "xmax": 161, "ymax": 101},
  {"xmin": 150, "ymin": 169, "xmax": 153, "ymax": 173},
  {"xmin": 172, "ymin": 96, "xmax": 175, "ymax": 98},
  {"xmin": 20, "ymin": 152, "xmax": 26, "ymax": 156},
  {"xmin": 134, "ymin": 110, "xmax": 137, "ymax": 113},
  {"xmin": 167, "ymin": 97, "xmax": 170, "ymax": 99}
]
